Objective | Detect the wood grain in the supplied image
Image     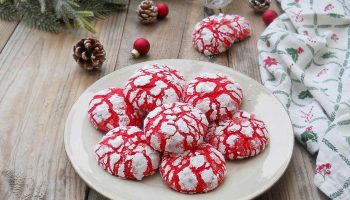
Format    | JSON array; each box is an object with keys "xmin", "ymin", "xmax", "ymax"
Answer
[
  {"xmin": 0, "ymin": 8, "xmax": 128, "ymax": 200},
  {"xmin": 115, "ymin": 0, "xmax": 189, "ymax": 68},
  {"xmin": 0, "ymin": 21, "xmax": 18, "ymax": 52},
  {"xmin": 0, "ymin": 0, "xmax": 330, "ymax": 199}
]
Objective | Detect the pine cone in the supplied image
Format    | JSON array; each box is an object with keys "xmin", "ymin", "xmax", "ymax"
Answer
[
  {"xmin": 137, "ymin": 0, "xmax": 158, "ymax": 24},
  {"xmin": 73, "ymin": 38, "xmax": 106, "ymax": 70},
  {"xmin": 248, "ymin": 0, "xmax": 271, "ymax": 12}
]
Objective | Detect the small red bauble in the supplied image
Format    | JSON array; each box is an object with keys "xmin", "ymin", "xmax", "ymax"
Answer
[
  {"xmin": 262, "ymin": 10, "xmax": 278, "ymax": 25},
  {"xmin": 131, "ymin": 38, "xmax": 150, "ymax": 58},
  {"xmin": 156, "ymin": 3, "xmax": 169, "ymax": 19}
]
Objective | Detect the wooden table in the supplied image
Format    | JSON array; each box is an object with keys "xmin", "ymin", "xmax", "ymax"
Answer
[{"xmin": 0, "ymin": 0, "xmax": 329, "ymax": 199}]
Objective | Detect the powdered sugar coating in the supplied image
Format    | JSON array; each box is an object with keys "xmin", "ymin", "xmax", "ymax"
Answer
[
  {"xmin": 192, "ymin": 14, "xmax": 251, "ymax": 56},
  {"xmin": 160, "ymin": 143, "xmax": 226, "ymax": 194},
  {"xmin": 95, "ymin": 126, "xmax": 161, "ymax": 180},
  {"xmin": 183, "ymin": 73, "xmax": 243, "ymax": 122},
  {"xmin": 88, "ymin": 87, "xmax": 143, "ymax": 132},
  {"xmin": 229, "ymin": 14, "xmax": 251, "ymax": 41},
  {"xmin": 123, "ymin": 64, "xmax": 186, "ymax": 112},
  {"xmin": 144, "ymin": 102, "xmax": 208, "ymax": 153},
  {"xmin": 206, "ymin": 111, "xmax": 269, "ymax": 159}
]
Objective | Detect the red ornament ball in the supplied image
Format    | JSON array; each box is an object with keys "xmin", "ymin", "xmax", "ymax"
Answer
[
  {"xmin": 262, "ymin": 10, "xmax": 278, "ymax": 25},
  {"xmin": 156, "ymin": 3, "xmax": 169, "ymax": 19},
  {"xmin": 160, "ymin": 143, "xmax": 226, "ymax": 194},
  {"xmin": 131, "ymin": 38, "xmax": 150, "ymax": 58}
]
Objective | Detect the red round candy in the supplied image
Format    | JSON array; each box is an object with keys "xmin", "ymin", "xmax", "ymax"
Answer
[
  {"xmin": 183, "ymin": 73, "xmax": 243, "ymax": 122},
  {"xmin": 124, "ymin": 64, "xmax": 186, "ymax": 112},
  {"xmin": 206, "ymin": 111, "xmax": 269, "ymax": 159},
  {"xmin": 156, "ymin": 3, "xmax": 169, "ymax": 19},
  {"xmin": 88, "ymin": 87, "xmax": 143, "ymax": 132},
  {"xmin": 263, "ymin": 10, "xmax": 278, "ymax": 25},
  {"xmin": 160, "ymin": 143, "xmax": 226, "ymax": 194},
  {"xmin": 144, "ymin": 102, "xmax": 208, "ymax": 153},
  {"xmin": 133, "ymin": 38, "xmax": 150, "ymax": 55},
  {"xmin": 95, "ymin": 126, "xmax": 161, "ymax": 180}
]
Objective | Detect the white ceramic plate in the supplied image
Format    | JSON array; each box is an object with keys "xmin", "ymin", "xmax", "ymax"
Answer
[{"xmin": 64, "ymin": 59, "xmax": 294, "ymax": 200}]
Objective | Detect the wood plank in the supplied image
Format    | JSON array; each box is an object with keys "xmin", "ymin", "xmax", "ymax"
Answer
[
  {"xmin": 0, "ymin": 21, "xmax": 18, "ymax": 52},
  {"xmin": 0, "ymin": 8, "xmax": 128, "ymax": 199},
  {"xmin": 115, "ymin": 0, "xmax": 192, "ymax": 69}
]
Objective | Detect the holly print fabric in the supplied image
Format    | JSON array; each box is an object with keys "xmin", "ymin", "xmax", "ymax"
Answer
[{"xmin": 258, "ymin": 0, "xmax": 350, "ymax": 199}]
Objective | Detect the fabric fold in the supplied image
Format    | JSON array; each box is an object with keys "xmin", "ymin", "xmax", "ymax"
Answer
[{"xmin": 258, "ymin": 0, "xmax": 350, "ymax": 199}]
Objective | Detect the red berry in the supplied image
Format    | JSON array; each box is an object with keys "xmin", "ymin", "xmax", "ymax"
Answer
[
  {"xmin": 263, "ymin": 10, "xmax": 278, "ymax": 25},
  {"xmin": 132, "ymin": 38, "xmax": 150, "ymax": 58},
  {"xmin": 156, "ymin": 3, "xmax": 169, "ymax": 19},
  {"xmin": 325, "ymin": 163, "xmax": 331, "ymax": 169}
]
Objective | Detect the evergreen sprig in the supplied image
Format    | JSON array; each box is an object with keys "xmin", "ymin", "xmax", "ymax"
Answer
[{"xmin": 0, "ymin": 0, "xmax": 128, "ymax": 33}]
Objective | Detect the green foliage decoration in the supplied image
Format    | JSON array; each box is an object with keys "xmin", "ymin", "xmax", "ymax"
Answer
[{"xmin": 0, "ymin": 0, "xmax": 128, "ymax": 33}]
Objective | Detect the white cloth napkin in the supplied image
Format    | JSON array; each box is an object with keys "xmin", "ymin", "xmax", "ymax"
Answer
[{"xmin": 258, "ymin": 0, "xmax": 350, "ymax": 199}]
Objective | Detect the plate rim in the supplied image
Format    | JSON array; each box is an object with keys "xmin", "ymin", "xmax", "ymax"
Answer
[{"xmin": 64, "ymin": 59, "xmax": 295, "ymax": 200}]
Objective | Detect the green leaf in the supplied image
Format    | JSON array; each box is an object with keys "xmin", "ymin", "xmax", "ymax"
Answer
[
  {"xmin": 346, "ymin": 137, "xmax": 350, "ymax": 146},
  {"xmin": 327, "ymin": 13, "xmax": 345, "ymax": 18},
  {"xmin": 298, "ymin": 90, "xmax": 313, "ymax": 99},
  {"xmin": 322, "ymin": 52, "xmax": 337, "ymax": 59},
  {"xmin": 259, "ymin": 32, "xmax": 275, "ymax": 42},
  {"xmin": 78, "ymin": 10, "xmax": 94, "ymax": 17},
  {"xmin": 338, "ymin": 120, "xmax": 350, "ymax": 126},
  {"xmin": 301, "ymin": 130, "xmax": 318, "ymax": 143},
  {"xmin": 76, "ymin": 14, "xmax": 96, "ymax": 33},
  {"xmin": 286, "ymin": 48, "xmax": 299, "ymax": 62},
  {"xmin": 322, "ymin": 138, "xmax": 338, "ymax": 152},
  {"xmin": 340, "ymin": 154, "xmax": 350, "ymax": 167},
  {"xmin": 287, "ymin": 2, "xmax": 301, "ymax": 8}
]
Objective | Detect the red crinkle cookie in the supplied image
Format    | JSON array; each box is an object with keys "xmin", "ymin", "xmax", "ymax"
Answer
[
  {"xmin": 124, "ymin": 64, "xmax": 186, "ymax": 112},
  {"xmin": 229, "ymin": 14, "xmax": 251, "ymax": 41},
  {"xmin": 160, "ymin": 143, "xmax": 227, "ymax": 194},
  {"xmin": 183, "ymin": 73, "xmax": 243, "ymax": 122},
  {"xmin": 206, "ymin": 111, "xmax": 269, "ymax": 159},
  {"xmin": 192, "ymin": 14, "xmax": 251, "ymax": 56},
  {"xmin": 95, "ymin": 126, "xmax": 161, "ymax": 180},
  {"xmin": 144, "ymin": 102, "xmax": 208, "ymax": 153},
  {"xmin": 88, "ymin": 87, "xmax": 143, "ymax": 132}
]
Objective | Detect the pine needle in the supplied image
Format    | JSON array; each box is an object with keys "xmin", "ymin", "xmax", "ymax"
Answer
[{"xmin": 0, "ymin": 0, "xmax": 127, "ymax": 32}]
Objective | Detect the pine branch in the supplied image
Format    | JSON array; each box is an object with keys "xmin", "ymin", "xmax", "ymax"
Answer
[
  {"xmin": 0, "ymin": 0, "xmax": 19, "ymax": 21},
  {"xmin": 0, "ymin": 0, "xmax": 128, "ymax": 32},
  {"xmin": 17, "ymin": 0, "xmax": 61, "ymax": 32},
  {"xmin": 38, "ymin": 0, "xmax": 46, "ymax": 13}
]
